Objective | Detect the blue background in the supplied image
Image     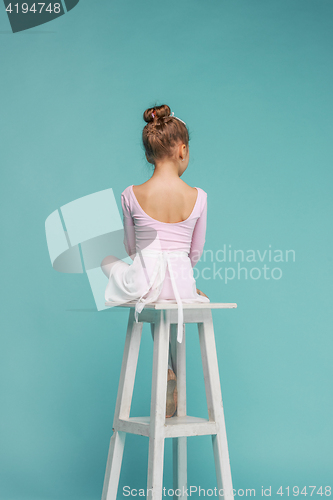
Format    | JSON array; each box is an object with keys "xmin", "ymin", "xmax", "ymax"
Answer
[{"xmin": 0, "ymin": 0, "xmax": 332, "ymax": 498}]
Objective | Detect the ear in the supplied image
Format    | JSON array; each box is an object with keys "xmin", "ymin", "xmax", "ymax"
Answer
[
  {"xmin": 180, "ymin": 143, "xmax": 187, "ymax": 158},
  {"xmin": 177, "ymin": 143, "xmax": 184, "ymax": 155}
]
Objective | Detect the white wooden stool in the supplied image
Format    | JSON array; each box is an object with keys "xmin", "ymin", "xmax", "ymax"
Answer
[{"xmin": 101, "ymin": 302, "xmax": 237, "ymax": 500}]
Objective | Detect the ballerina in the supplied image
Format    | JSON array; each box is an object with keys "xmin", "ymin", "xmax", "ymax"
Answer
[{"xmin": 101, "ymin": 103, "xmax": 209, "ymax": 417}]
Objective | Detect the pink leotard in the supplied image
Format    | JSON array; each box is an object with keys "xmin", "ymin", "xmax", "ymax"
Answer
[{"xmin": 105, "ymin": 184, "xmax": 210, "ymax": 342}]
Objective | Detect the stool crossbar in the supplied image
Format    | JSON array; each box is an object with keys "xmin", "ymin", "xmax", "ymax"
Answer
[{"xmin": 101, "ymin": 302, "xmax": 237, "ymax": 500}]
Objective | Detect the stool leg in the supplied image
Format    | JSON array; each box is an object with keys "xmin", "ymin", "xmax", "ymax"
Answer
[
  {"xmin": 151, "ymin": 323, "xmax": 174, "ymax": 371},
  {"xmin": 101, "ymin": 431, "xmax": 126, "ymax": 500},
  {"xmin": 101, "ymin": 308, "xmax": 143, "ymax": 500},
  {"xmin": 198, "ymin": 310, "xmax": 233, "ymax": 500},
  {"xmin": 147, "ymin": 310, "xmax": 170, "ymax": 500},
  {"xmin": 170, "ymin": 324, "xmax": 187, "ymax": 500}
]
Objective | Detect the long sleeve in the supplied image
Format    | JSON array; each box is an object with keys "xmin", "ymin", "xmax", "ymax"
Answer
[
  {"xmin": 189, "ymin": 195, "xmax": 207, "ymax": 267},
  {"xmin": 121, "ymin": 192, "xmax": 136, "ymax": 260}
]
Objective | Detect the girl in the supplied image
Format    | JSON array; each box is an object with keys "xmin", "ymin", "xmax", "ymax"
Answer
[{"xmin": 101, "ymin": 103, "xmax": 209, "ymax": 418}]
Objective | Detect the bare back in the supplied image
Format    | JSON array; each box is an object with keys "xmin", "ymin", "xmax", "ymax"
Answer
[{"xmin": 132, "ymin": 179, "xmax": 198, "ymax": 224}]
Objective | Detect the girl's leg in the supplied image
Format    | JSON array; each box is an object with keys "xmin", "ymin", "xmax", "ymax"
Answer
[
  {"xmin": 101, "ymin": 255, "xmax": 122, "ymax": 278},
  {"xmin": 150, "ymin": 323, "xmax": 174, "ymax": 371},
  {"xmin": 150, "ymin": 323, "xmax": 177, "ymax": 418}
]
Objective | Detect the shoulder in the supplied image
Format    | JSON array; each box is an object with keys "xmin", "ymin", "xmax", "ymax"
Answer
[
  {"xmin": 121, "ymin": 185, "xmax": 134, "ymax": 210},
  {"xmin": 121, "ymin": 184, "xmax": 133, "ymax": 197},
  {"xmin": 195, "ymin": 186, "xmax": 207, "ymax": 198},
  {"xmin": 194, "ymin": 186, "xmax": 207, "ymax": 210},
  {"xmin": 180, "ymin": 181, "xmax": 207, "ymax": 201}
]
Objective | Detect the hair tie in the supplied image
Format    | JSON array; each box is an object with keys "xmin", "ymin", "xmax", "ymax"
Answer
[
  {"xmin": 170, "ymin": 111, "xmax": 186, "ymax": 125},
  {"xmin": 150, "ymin": 110, "xmax": 186, "ymax": 125}
]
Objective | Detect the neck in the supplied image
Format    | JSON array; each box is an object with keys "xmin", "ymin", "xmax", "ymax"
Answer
[{"xmin": 152, "ymin": 160, "xmax": 182, "ymax": 179}]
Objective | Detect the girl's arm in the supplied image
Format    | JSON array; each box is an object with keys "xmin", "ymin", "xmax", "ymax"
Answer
[
  {"xmin": 189, "ymin": 197, "xmax": 207, "ymax": 267},
  {"xmin": 121, "ymin": 193, "xmax": 136, "ymax": 260}
]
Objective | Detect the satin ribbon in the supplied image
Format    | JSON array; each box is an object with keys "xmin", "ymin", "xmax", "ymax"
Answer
[{"xmin": 134, "ymin": 249, "xmax": 187, "ymax": 343}]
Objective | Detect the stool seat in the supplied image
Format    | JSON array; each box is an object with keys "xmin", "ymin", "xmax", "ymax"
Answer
[
  {"xmin": 105, "ymin": 300, "xmax": 237, "ymax": 309},
  {"xmin": 101, "ymin": 302, "xmax": 237, "ymax": 500}
]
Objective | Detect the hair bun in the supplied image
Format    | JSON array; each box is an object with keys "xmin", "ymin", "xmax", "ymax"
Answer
[
  {"xmin": 143, "ymin": 104, "xmax": 171, "ymax": 123},
  {"xmin": 142, "ymin": 103, "xmax": 189, "ymax": 165}
]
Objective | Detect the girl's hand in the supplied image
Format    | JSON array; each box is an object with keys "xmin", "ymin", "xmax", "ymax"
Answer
[{"xmin": 196, "ymin": 288, "xmax": 209, "ymax": 299}]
